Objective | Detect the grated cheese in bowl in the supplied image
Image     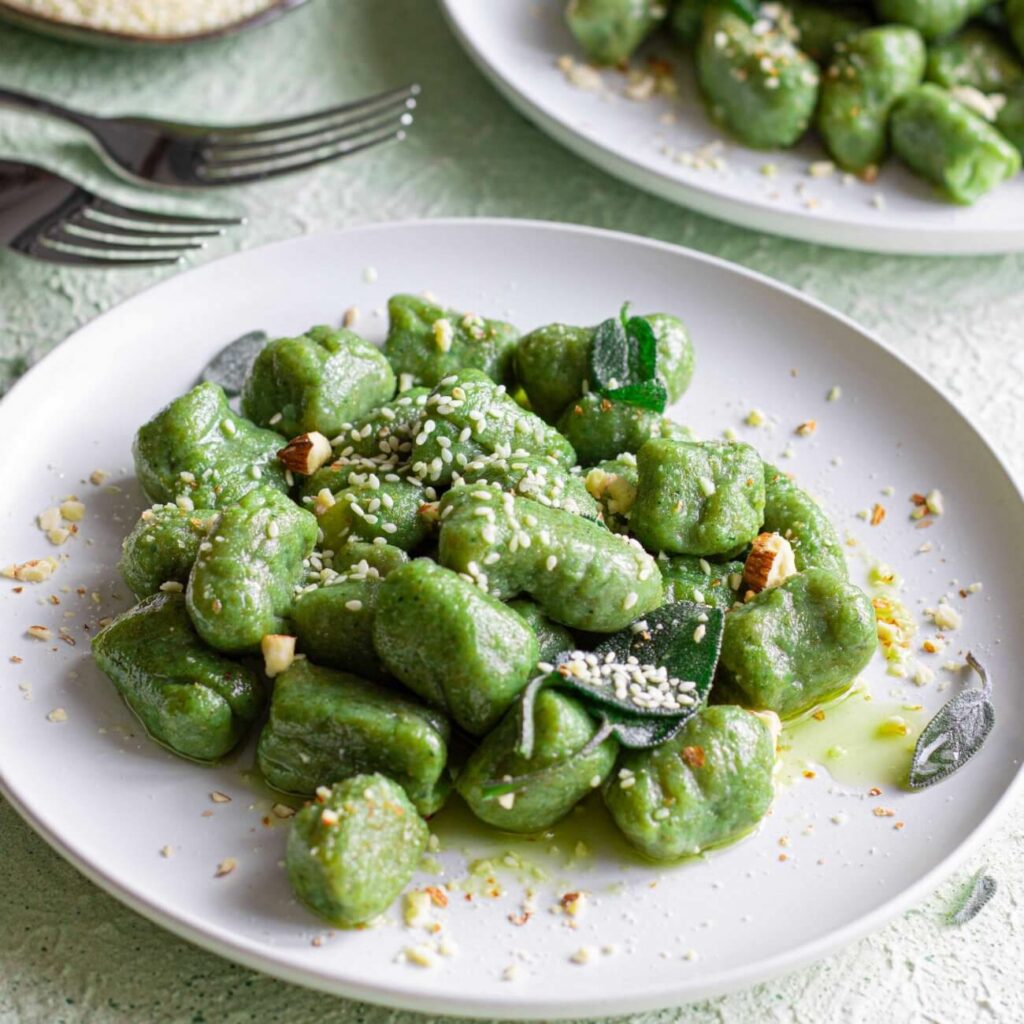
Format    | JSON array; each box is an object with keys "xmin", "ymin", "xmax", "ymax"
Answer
[{"xmin": 2, "ymin": 0, "xmax": 283, "ymax": 38}]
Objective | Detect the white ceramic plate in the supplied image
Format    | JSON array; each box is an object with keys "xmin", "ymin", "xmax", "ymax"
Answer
[
  {"xmin": 0, "ymin": 220, "xmax": 1021, "ymax": 1019},
  {"xmin": 440, "ymin": 0, "xmax": 1024, "ymax": 255}
]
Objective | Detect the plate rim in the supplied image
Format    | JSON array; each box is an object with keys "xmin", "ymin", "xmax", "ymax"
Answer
[
  {"xmin": 438, "ymin": 0, "xmax": 1024, "ymax": 257},
  {"xmin": 1, "ymin": 217, "xmax": 1022, "ymax": 1018}
]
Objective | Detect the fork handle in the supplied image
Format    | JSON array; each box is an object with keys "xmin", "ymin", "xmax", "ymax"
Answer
[{"xmin": 0, "ymin": 86, "xmax": 102, "ymax": 133}]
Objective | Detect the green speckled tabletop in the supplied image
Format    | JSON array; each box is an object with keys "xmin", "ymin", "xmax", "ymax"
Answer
[{"xmin": 1, "ymin": 2, "xmax": 1022, "ymax": 1022}]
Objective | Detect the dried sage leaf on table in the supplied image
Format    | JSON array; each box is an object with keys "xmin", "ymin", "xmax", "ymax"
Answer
[{"xmin": 948, "ymin": 870, "xmax": 997, "ymax": 926}]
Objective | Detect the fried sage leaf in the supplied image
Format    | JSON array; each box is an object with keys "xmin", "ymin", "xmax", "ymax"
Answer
[
  {"xmin": 948, "ymin": 870, "xmax": 997, "ymax": 926},
  {"xmin": 511, "ymin": 601, "xmax": 724, "ymax": 762},
  {"xmin": 909, "ymin": 653, "xmax": 994, "ymax": 790}
]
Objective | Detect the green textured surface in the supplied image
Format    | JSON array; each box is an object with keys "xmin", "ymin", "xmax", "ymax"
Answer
[{"xmin": 1, "ymin": 0, "xmax": 1023, "ymax": 1020}]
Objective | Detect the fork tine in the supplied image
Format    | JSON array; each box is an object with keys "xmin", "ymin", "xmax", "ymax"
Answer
[
  {"xmin": 196, "ymin": 127, "xmax": 405, "ymax": 185},
  {"xmin": 24, "ymin": 240, "xmax": 183, "ymax": 269},
  {"xmin": 43, "ymin": 225, "xmax": 202, "ymax": 255},
  {"xmin": 76, "ymin": 208, "xmax": 226, "ymax": 239},
  {"xmin": 204, "ymin": 83, "xmax": 420, "ymax": 143},
  {"xmin": 88, "ymin": 197, "xmax": 243, "ymax": 228},
  {"xmin": 56, "ymin": 223, "xmax": 206, "ymax": 251},
  {"xmin": 201, "ymin": 109, "xmax": 413, "ymax": 168},
  {"xmin": 201, "ymin": 97, "xmax": 416, "ymax": 158}
]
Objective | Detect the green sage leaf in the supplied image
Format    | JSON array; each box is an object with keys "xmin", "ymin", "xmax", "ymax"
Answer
[
  {"xmin": 588, "ymin": 316, "xmax": 630, "ymax": 393},
  {"xmin": 593, "ymin": 600, "xmax": 724, "ymax": 699},
  {"xmin": 592, "ymin": 708, "xmax": 689, "ymax": 750},
  {"xmin": 723, "ymin": 0, "xmax": 759, "ymax": 24},
  {"xmin": 587, "ymin": 308, "xmax": 666, "ymax": 413},
  {"xmin": 604, "ymin": 378, "xmax": 668, "ymax": 413},
  {"xmin": 909, "ymin": 653, "xmax": 994, "ymax": 790}
]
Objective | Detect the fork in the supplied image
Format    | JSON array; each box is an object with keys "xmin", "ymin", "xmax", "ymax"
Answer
[
  {"xmin": 0, "ymin": 83, "xmax": 419, "ymax": 188},
  {"xmin": 0, "ymin": 160, "xmax": 240, "ymax": 267}
]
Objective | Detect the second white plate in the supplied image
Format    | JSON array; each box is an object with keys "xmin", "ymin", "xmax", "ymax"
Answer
[{"xmin": 441, "ymin": 0, "xmax": 1024, "ymax": 254}]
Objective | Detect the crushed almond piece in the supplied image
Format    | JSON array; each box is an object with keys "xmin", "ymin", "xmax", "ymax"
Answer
[
  {"xmin": 680, "ymin": 745, "xmax": 705, "ymax": 768},
  {"xmin": 27, "ymin": 625, "xmax": 52, "ymax": 641},
  {"xmin": 277, "ymin": 432, "xmax": 332, "ymax": 475},
  {"xmin": 215, "ymin": 857, "xmax": 237, "ymax": 877},
  {"xmin": 60, "ymin": 499, "xmax": 86, "ymax": 522},
  {"xmin": 210, "ymin": 791, "xmax": 232, "ymax": 804},
  {"xmin": 47, "ymin": 707, "xmax": 68, "ymax": 723},
  {"xmin": 872, "ymin": 807, "xmax": 895, "ymax": 818},
  {"xmin": 342, "ymin": 305, "xmax": 360, "ymax": 328},
  {"xmin": 870, "ymin": 503, "xmax": 886, "ymax": 526},
  {"xmin": 261, "ymin": 634, "xmax": 296, "ymax": 678},
  {"xmin": 425, "ymin": 886, "xmax": 448, "ymax": 909},
  {"xmin": 795, "ymin": 419, "xmax": 816, "ymax": 436},
  {"xmin": 271, "ymin": 803, "xmax": 295, "ymax": 819},
  {"xmin": 742, "ymin": 532, "xmax": 797, "ymax": 594},
  {"xmin": 4, "ymin": 557, "xmax": 60, "ymax": 583}
]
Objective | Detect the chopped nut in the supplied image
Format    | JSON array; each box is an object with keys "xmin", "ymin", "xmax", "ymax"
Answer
[
  {"xmin": 261, "ymin": 634, "xmax": 296, "ymax": 678},
  {"xmin": 59, "ymin": 499, "xmax": 86, "ymax": 522},
  {"xmin": 38, "ymin": 507, "xmax": 63, "ymax": 532},
  {"xmin": 425, "ymin": 885, "xmax": 448, "ymax": 909},
  {"xmin": 742, "ymin": 532, "xmax": 797, "ymax": 594},
  {"xmin": 271, "ymin": 803, "xmax": 296, "ymax": 819},
  {"xmin": 342, "ymin": 305, "xmax": 360, "ymax": 328},
  {"xmin": 870, "ymin": 503, "xmax": 886, "ymax": 526},
  {"xmin": 680, "ymin": 745, "xmax": 705, "ymax": 768},
  {"xmin": 277, "ymin": 431, "xmax": 332, "ymax": 475},
  {"xmin": 47, "ymin": 707, "xmax": 68, "ymax": 723},
  {"xmin": 795, "ymin": 419, "xmax": 816, "ymax": 436},
  {"xmin": 27, "ymin": 625, "xmax": 52, "ymax": 641},
  {"xmin": 404, "ymin": 944, "xmax": 439, "ymax": 968},
  {"xmin": 210, "ymin": 791, "xmax": 232, "ymax": 804},
  {"xmin": 560, "ymin": 891, "xmax": 587, "ymax": 917},
  {"xmin": 4, "ymin": 557, "xmax": 60, "ymax": 583},
  {"xmin": 214, "ymin": 857, "xmax": 237, "ymax": 877}
]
